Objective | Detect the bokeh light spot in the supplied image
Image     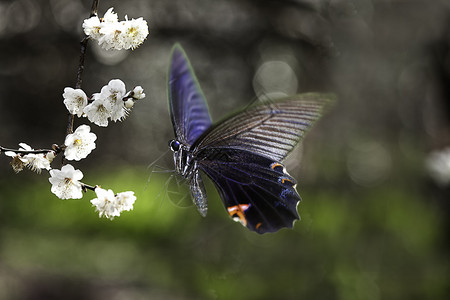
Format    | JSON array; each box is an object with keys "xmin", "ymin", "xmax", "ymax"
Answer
[
  {"xmin": 253, "ymin": 60, "xmax": 298, "ymax": 96},
  {"xmin": 6, "ymin": 0, "xmax": 41, "ymax": 34},
  {"xmin": 347, "ymin": 141, "xmax": 392, "ymax": 187}
]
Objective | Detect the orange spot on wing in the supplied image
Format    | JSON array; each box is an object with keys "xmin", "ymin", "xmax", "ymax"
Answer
[
  {"xmin": 281, "ymin": 178, "xmax": 293, "ymax": 184},
  {"xmin": 271, "ymin": 162, "xmax": 286, "ymax": 174},
  {"xmin": 256, "ymin": 222, "xmax": 263, "ymax": 230},
  {"xmin": 227, "ymin": 204, "xmax": 250, "ymax": 226},
  {"xmin": 271, "ymin": 162, "xmax": 283, "ymax": 170}
]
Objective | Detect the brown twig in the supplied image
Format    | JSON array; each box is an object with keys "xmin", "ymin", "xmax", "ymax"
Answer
[
  {"xmin": 82, "ymin": 183, "xmax": 98, "ymax": 192},
  {"xmin": 0, "ymin": 146, "xmax": 56, "ymax": 155},
  {"xmin": 62, "ymin": 0, "xmax": 100, "ymax": 166}
]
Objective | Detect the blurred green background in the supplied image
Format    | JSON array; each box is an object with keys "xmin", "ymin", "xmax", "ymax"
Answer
[{"xmin": 1, "ymin": 0, "xmax": 450, "ymax": 299}]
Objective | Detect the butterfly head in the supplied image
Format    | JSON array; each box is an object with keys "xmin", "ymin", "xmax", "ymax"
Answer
[
  {"xmin": 169, "ymin": 139, "xmax": 181, "ymax": 152},
  {"xmin": 168, "ymin": 139, "xmax": 193, "ymax": 177}
]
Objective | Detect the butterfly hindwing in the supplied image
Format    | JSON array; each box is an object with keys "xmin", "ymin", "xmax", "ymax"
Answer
[
  {"xmin": 196, "ymin": 148, "xmax": 300, "ymax": 233},
  {"xmin": 168, "ymin": 44, "xmax": 212, "ymax": 146}
]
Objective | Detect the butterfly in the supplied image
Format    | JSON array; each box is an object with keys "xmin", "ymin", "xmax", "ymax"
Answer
[{"xmin": 167, "ymin": 43, "xmax": 334, "ymax": 234}]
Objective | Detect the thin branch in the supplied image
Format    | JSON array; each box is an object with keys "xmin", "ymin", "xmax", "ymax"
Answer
[
  {"xmin": 62, "ymin": 0, "xmax": 100, "ymax": 166},
  {"xmin": 0, "ymin": 146, "xmax": 56, "ymax": 155},
  {"xmin": 82, "ymin": 183, "xmax": 97, "ymax": 192}
]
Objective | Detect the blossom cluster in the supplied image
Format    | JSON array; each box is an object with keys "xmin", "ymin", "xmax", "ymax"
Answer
[
  {"xmin": 49, "ymin": 164, "xmax": 136, "ymax": 219},
  {"xmin": 1, "ymin": 6, "xmax": 146, "ymax": 221},
  {"xmin": 63, "ymin": 79, "xmax": 145, "ymax": 127},
  {"xmin": 3, "ymin": 78, "xmax": 144, "ymax": 218},
  {"xmin": 5, "ymin": 124, "xmax": 98, "ymax": 174},
  {"xmin": 91, "ymin": 188, "xmax": 136, "ymax": 220},
  {"xmin": 4, "ymin": 143, "xmax": 54, "ymax": 174},
  {"xmin": 83, "ymin": 8, "xmax": 149, "ymax": 50}
]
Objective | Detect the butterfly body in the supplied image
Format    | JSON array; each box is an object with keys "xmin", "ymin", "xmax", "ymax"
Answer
[
  {"xmin": 167, "ymin": 44, "xmax": 333, "ymax": 234},
  {"xmin": 169, "ymin": 138, "xmax": 208, "ymax": 217}
]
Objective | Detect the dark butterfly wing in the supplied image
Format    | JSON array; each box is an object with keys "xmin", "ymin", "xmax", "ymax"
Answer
[
  {"xmin": 168, "ymin": 44, "xmax": 212, "ymax": 146},
  {"xmin": 191, "ymin": 94, "xmax": 334, "ymax": 233},
  {"xmin": 196, "ymin": 148, "xmax": 300, "ymax": 233},
  {"xmin": 193, "ymin": 93, "xmax": 334, "ymax": 161}
]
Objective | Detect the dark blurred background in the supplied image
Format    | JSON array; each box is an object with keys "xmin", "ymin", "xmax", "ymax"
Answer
[{"xmin": 1, "ymin": 0, "xmax": 450, "ymax": 299}]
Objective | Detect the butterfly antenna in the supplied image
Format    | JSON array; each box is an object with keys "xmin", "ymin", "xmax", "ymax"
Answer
[
  {"xmin": 242, "ymin": 94, "xmax": 261, "ymax": 109},
  {"xmin": 147, "ymin": 149, "xmax": 170, "ymax": 171},
  {"xmin": 155, "ymin": 173, "xmax": 176, "ymax": 209},
  {"xmin": 147, "ymin": 149, "xmax": 173, "ymax": 187},
  {"xmin": 174, "ymin": 174, "xmax": 187, "ymax": 186},
  {"xmin": 167, "ymin": 176, "xmax": 191, "ymax": 207},
  {"xmin": 168, "ymin": 189, "xmax": 190, "ymax": 207}
]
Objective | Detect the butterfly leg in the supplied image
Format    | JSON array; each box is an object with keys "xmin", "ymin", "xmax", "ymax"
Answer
[{"xmin": 190, "ymin": 168, "xmax": 208, "ymax": 217}]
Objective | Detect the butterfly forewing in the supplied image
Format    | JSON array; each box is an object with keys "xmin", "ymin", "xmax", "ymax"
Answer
[
  {"xmin": 193, "ymin": 93, "xmax": 333, "ymax": 161},
  {"xmin": 169, "ymin": 44, "xmax": 212, "ymax": 146}
]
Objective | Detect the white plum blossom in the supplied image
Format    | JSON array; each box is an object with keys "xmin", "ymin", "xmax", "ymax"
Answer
[
  {"xmin": 132, "ymin": 86, "xmax": 145, "ymax": 100},
  {"xmin": 110, "ymin": 104, "xmax": 127, "ymax": 122},
  {"xmin": 24, "ymin": 151, "xmax": 54, "ymax": 173},
  {"xmin": 91, "ymin": 187, "xmax": 119, "ymax": 219},
  {"xmin": 97, "ymin": 23, "xmax": 121, "ymax": 50},
  {"xmin": 115, "ymin": 191, "xmax": 136, "ymax": 212},
  {"xmin": 45, "ymin": 151, "xmax": 56, "ymax": 163},
  {"xmin": 82, "ymin": 79, "xmax": 131, "ymax": 126},
  {"xmin": 82, "ymin": 15, "xmax": 102, "ymax": 39},
  {"xmin": 90, "ymin": 188, "xmax": 136, "ymax": 220},
  {"xmin": 63, "ymin": 87, "xmax": 88, "ymax": 117},
  {"xmin": 101, "ymin": 79, "xmax": 127, "ymax": 121},
  {"xmin": 96, "ymin": 9, "xmax": 121, "ymax": 51},
  {"xmin": 124, "ymin": 99, "xmax": 134, "ymax": 109},
  {"xmin": 102, "ymin": 7, "xmax": 119, "ymax": 23},
  {"xmin": 5, "ymin": 143, "xmax": 54, "ymax": 173},
  {"xmin": 426, "ymin": 147, "xmax": 450, "ymax": 186},
  {"xmin": 83, "ymin": 96, "xmax": 111, "ymax": 127},
  {"xmin": 120, "ymin": 17, "xmax": 149, "ymax": 50},
  {"xmin": 5, "ymin": 150, "xmax": 28, "ymax": 173},
  {"xmin": 49, "ymin": 164, "xmax": 84, "ymax": 199},
  {"xmin": 64, "ymin": 125, "xmax": 97, "ymax": 161},
  {"xmin": 103, "ymin": 79, "xmax": 126, "ymax": 100},
  {"xmin": 82, "ymin": 7, "xmax": 149, "ymax": 50},
  {"xmin": 123, "ymin": 85, "xmax": 146, "ymax": 109}
]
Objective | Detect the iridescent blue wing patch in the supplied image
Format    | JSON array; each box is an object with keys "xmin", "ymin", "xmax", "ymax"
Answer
[{"xmin": 168, "ymin": 44, "xmax": 212, "ymax": 146}]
